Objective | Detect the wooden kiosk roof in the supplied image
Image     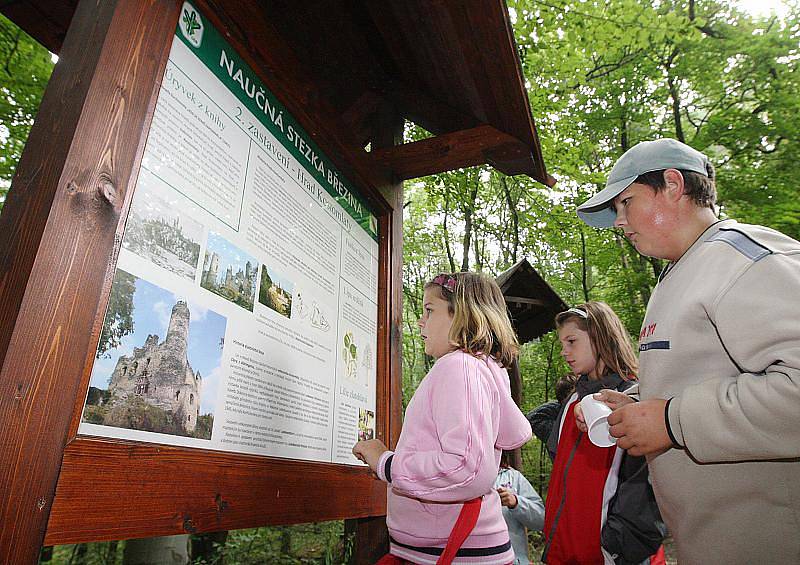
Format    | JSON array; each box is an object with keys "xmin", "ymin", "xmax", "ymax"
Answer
[
  {"xmin": 1, "ymin": 0, "xmax": 553, "ymax": 186},
  {"xmin": 497, "ymin": 258, "xmax": 569, "ymax": 343}
]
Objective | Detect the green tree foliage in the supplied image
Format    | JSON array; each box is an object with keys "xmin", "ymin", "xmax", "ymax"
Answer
[
  {"xmin": 97, "ymin": 270, "xmax": 137, "ymax": 358},
  {"xmin": 401, "ymin": 0, "xmax": 800, "ymax": 508},
  {"xmin": 0, "ymin": 14, "xmax": 53, "ymax": 207}
]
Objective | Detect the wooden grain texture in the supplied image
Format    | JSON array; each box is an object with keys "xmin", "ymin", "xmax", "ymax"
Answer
[
  {"xmin": 346, "ymin": 515, "xmax": 391, "ymax": 565},
  {"xmin": 45, "ymin": 438, "xmax": 387, "ymax": 545},
  {"xmin": 372, "ymin": 124, "xmax": 528, "ymax": 181},
  {"xmin": 0, "ymin": 0, "xmax": 180, "ymax": 562},
  {"xmin": 372, "ymin": 103, "xmax": 404, "ymax": 451},
  {"xmin": 343, "ymin": 83, "xmax": 407, "ymax": 565}
]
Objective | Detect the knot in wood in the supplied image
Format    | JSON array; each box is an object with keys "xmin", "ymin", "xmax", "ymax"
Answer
[
  {"xmin": 215, "ymin": 493, "xmax": 229, "ymax": 513},
  {"xmin": 98, "ymin": 177, "xmax": 117, "ymax": 206}
]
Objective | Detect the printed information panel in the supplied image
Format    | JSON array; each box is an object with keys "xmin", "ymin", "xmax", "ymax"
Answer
[{"xmin": 79, "ymin": 2, "xmax": 379, "ymax": 465}]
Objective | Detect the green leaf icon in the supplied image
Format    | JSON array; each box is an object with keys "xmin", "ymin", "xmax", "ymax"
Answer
[{"xmin": 183, "ymin": 9, "xmax": 201, "ymax": 37}]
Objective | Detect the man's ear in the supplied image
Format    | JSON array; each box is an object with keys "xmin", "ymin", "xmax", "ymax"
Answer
[{"xmin": 662, "ymin": 169, "xmax": 685, "ymax": 202}]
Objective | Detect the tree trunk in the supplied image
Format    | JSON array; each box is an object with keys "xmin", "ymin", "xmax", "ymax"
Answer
[
  {"xmin": 191, "ymin": 531, "xmax": 228, "ymax": 564},
  {"xmin": 579, "ymin": 227, "xmax": 590, "ymax": 301},
  {"xmin": 460, "ymin": 179, "xmax": 479, "ymax": 272},
  {"xmin": 507, "ymin": 358, "xmax": 524, "ymax": 471},
  {"xmin": 500, "ymin": 176, "xmax": 520, "ymax": 263},
  {"xmin": 665, "ymin": 49, "xmax": 685, "ymax": 142},
  {"xmin": 442, "ymin": 185, "xmax": 457, "ymax": 273},
  {"xmin": 620, "ymin": 108, "xmax": 629, "ymax": 152}
]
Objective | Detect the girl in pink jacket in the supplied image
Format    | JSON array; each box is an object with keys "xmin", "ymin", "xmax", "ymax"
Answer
[{"xmin": 353, "ymin": 272, "xmax": 532, "ymax": 565}]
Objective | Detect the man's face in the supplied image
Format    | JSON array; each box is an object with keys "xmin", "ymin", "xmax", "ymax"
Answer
[{"xmin": 612, "ymin": 182, "xmax": 679, "ymax": 260}]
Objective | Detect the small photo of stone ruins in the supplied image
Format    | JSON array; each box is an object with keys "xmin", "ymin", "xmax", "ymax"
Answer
[
  {"xmin": 83, "ymin": 269, "xmax": 226, "ymax": 440},
  {"xmin": 201, "ymin": 232, "xmax": 258, "ymax": 311},
  {"xmin": 258, "ymin": 264, "xmax": 293, "ymax": 318},
  {"xmin": 121, "ymin": 183, "xmax": 203, "ymax": 281}
]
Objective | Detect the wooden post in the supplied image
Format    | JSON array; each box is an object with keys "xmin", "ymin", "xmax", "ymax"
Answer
[
  {"xmin": 346, "ymin": 102, "xmax": 404, "ymax": 564},
  {"xmin": 0, "ymin": 1, "xmax": 179, "ymax": 562}
]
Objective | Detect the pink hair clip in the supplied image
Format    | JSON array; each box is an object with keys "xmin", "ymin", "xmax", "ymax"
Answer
[{"xmin": 432, "ymin": 273, "xmax": 457, "ymax": 293}]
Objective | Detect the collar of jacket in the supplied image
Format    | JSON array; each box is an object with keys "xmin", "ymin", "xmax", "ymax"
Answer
[{"xmin": 575, "ymin": 373, "xmax": 628, "ymax": 399}]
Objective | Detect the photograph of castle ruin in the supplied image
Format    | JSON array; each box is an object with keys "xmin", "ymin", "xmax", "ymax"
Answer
[
  {"xmin": 201, "ymin": 232, "xmax": 258, "ymax": 311},
  {"xmin": 83, "ymin": 269, "xmax": 226, "ymax": 440},
  {"xmin": 258, "ymin": 265, "xmax": 293, "ymax": 318},
  {"xmin": 121, "ymin": 182, "xmax": 203, "ymax": 281}
]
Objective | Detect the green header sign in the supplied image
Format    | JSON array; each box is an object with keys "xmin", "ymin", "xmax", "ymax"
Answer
[{"xmin": 176, "ymin": 2, "xmax": 378, "ymax": 240}]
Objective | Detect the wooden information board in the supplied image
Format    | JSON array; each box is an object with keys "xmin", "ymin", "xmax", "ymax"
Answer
[{"xmin": 0, "ymin": 1, "xmax": 403, "ymax": 562}]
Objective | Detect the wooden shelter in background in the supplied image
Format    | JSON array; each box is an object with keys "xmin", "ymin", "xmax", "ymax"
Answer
[
  {"xmin": 498, "ymin": 258, "xmax": 568, "ymax": 345},
  {"xmin": 0, "ymin": 1, "xmax": 553, "ymax": 563},
  {"xmin": 497, "ymin": 258, "xmax": 568, "ymax": 469}
]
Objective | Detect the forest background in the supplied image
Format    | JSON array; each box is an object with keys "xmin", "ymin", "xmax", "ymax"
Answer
[{"xmin": 1, "ymin": 0, "xmax": 798, "ymax": 563}]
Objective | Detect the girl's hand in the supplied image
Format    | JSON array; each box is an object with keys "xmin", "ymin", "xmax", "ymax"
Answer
[
  {"xmin": 352, "ymin": 439, "xmax": 388, "ymax": 473},
  {"xmin": 574, "ymin": 390, "xmax": 635, "ymax": 433},
  {"xmin": 574, "ymin": 402, "xmax": 588, "ymax": 432},
  {"xmin": 497, "ymin": 487, "xmax": 518, "ymax": 509}
]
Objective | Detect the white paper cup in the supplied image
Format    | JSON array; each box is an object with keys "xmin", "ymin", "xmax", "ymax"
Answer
[{"xmin": 579, "ymin": 394, "xmax": 616, "ymax": 447}]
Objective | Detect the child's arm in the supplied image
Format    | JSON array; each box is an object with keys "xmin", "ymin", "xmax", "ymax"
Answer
[{"xmin": 505, "ymin": 470, "xmax": 545, "ymax": 531}]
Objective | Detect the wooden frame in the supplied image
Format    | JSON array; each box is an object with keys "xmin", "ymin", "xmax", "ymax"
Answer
[{"xmin": 0, "ymin": 0, "xmax": 403, "ymax": 562}]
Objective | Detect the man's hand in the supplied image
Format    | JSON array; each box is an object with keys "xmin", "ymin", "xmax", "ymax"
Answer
[
  {"xmin": 574, "ymin": 389, "xmax": 634, "ymax": 433},
  {"xmin": 497, "ymin": 487, "xmax": 518, "ymax": 509},
  {"xmin": 607, "ymin": 398, "xmax": 672, "ymax": 457},
  {"xmin": 352, "ymin": 438, "xmax": 388, "ymax": 473}
]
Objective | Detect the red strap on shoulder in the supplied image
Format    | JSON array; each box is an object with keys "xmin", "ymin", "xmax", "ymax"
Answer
[{"xmin": 436, "ymin": 497, "xmax": 482, "ymax": 565}]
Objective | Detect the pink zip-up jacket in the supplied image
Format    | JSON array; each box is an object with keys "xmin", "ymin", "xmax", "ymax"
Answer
[{"xmin": 376, "ymin": 350, "xmax": 532, "ymax": 564}]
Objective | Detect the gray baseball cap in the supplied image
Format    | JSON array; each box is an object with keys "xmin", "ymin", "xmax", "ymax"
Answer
[{"xmin": 577, "ymin": 138, "xmax": 711, "ymax": 228}]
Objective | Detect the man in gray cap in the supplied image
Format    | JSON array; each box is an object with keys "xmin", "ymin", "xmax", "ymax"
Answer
[{"xmin": 576, "ymin": 138, "xmax": 800, "ymax": 564}]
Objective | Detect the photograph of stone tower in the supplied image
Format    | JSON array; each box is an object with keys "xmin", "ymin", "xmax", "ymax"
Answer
[
  {"xmin": 83, "ymin": 269, "xmax": 226, "ymax": 440},
  {"xmin": 201, "ymin": 232, "xmax": 258, "ymax": 311},
  {"xmin": 107, "ymin": 300, "xmax": 202, "ymax": 432}
]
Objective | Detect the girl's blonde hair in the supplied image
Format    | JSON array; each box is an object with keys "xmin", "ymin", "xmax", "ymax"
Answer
[
  {"xmin": 555, "ymin": 301, "xmax": 638, "ymax": 380},
  {"xmin": 425, "ymin": 272, "xmax": 519, "ymax": 367}
]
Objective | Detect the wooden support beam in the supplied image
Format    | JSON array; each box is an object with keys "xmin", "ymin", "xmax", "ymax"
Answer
[
  {"xmin": 340, "ymin": 89, "xmax": 387, "ymax": 149},
  {"xmin": 505, "ymin": 296, "xmax": 547, "ymax": 307},
  {"xmin": 371, "ymin": 124, "xmax": 529, "ymax": 181},
  {"xmin": 383, "ymin": 79, "xmax": 478, "ymax": 137},
  {"xmin": 345, "ymin": 79, "xmax": 406, "ymax": 565},
  {"xmin": 0, "ymin": 0, "xmax": 179, "ymax": 561}
]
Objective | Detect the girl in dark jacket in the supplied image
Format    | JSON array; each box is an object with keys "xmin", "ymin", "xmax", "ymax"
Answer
[{"xmin": 542, "ymin": 302, "xmax": 665, "ymax": 565}]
